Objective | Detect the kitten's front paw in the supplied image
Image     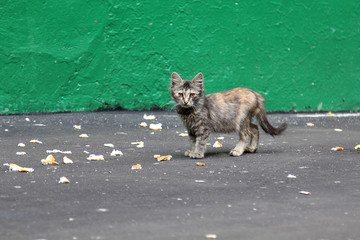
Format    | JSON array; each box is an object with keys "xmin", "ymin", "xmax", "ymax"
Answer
[
  {"xmin": 245, "ymin": 147, "xmax": 257, "ymax": 153},
  {"xmin": 189, "ymin": 152, "xmax": 204, "ymax": 159},
  {"xmin": 229, "ymin": 149, "xmax": 244, "ymax": 157},
  {"xmin": 185, "ymin": 150, "xmax": 194, "ymax": 157}
]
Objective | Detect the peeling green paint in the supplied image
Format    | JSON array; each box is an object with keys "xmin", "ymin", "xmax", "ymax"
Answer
[{"xmin": 1, "ymin": 1, "xmax": 359, "ymax": 114}]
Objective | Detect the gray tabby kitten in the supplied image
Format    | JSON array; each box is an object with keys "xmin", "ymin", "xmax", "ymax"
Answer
[{"xmin": 170, "ymin": 72, "xmax": 287, "ymax": 159}]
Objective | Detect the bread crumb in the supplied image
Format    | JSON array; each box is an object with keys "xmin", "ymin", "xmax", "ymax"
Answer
[
  {"xmin": 104, "ymin": 143, "xmax": 114, "ymax": 148},
  {"xmin": 131, "ymin": 164, "xmax": 142, "ymax": 170},
  {"xmin": 149, "ymin": 123, "xmax": 162, "ymax": 130},
  {"xmin": 111, "ymin": 149, "xmax": 123, "ymax": 156},
  {"xmin": 87, "ymin": 154, "xmax": 104, "ymax": 161},
  {"xmin": 4, "ymin": 163, "xmax": 34, "ymax": 172},
  {"xmin": 205, "ymin": 234, "xmax": 217, "ymax": 239},
  {"xmin": 131, "ymin": 141, "xmax": 144, "ymax": 148},
  {"xmin": 41, "ymin": 155, "xmax": 59, "ymax": 165},
  {"xmin": 143, "ymin": 114, "xmax": 156, "ymax": 120},
  {"xmin": 213, "ymin": 141, "xmax": 222, "ymax": 148},
  {"xmin": 139, "ymin": 122, "xmax": 148, "ymax": 127},
  {"xmin": 73, "ymin": 125, "xmax": 81, "ymax": 130},
  {"xmin": 59, "ymin": 176, "xmax": 70, "ymax": 183},
  {"xmin": 63, "ymin": 156, "xmax": 74, "ymax": 164},
  {"xmin": 331, "ymin": 146, "xmax": 344, "ymax": 151},
  {"xmin": 154, "ymin": 155, "xmax": 172, "ymax": 161}
]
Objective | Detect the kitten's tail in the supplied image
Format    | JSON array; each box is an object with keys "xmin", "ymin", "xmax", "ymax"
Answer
[{"xmin": 256, "ymin": 106, "xmax": 287, "ymax": 136}]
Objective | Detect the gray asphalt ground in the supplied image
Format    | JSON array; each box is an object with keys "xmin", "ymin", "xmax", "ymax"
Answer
[{"xmin": 0, "ymin": 110, "xmax": 359, "ymax": 240}]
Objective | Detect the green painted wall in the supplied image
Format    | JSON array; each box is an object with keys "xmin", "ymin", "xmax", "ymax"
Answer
[{"xmin": 1, "ymin": 1, "xmax": 359, "ymax": 114}]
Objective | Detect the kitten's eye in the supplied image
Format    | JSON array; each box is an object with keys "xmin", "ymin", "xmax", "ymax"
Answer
[{"xmin": 190, "ymin": 93, "xmax": 196, "ymax": 97}]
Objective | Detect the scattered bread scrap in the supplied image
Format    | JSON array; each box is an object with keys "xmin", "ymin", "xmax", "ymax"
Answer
[
  {"xmin": 96, "ymin": 208, "xmax": 109, "ymax": 212},
  {"xmin": 73, "ymin": 125, "xmax": 81, "ymax": 130},
  {"xmin": 213, "ymin": 141, "xmax": 222, "ymax": 148},
  {"xmin": 87, "ymin": 154, "xmax": 104, "ymax": 161},
  {"xmin": 131, "ymin": 164, "xmax": 142, "ymax": 170},
  {"xmin": 306, "ymin": 122, "xmax": 315, "ymax": 127},
  {"xmin": 46, "ymin": 149, "xmax": 72, "ymax": 154},
  {"xmin": 331, "ymin": 146, "xmax": 344, "ymax": 151},
  {"xmin": 63, "ymin": 156, "xmax": 74, "ymax": 164},
  {"xmin": 143, "ymin": 114, "xmax": 156, "ymax": 120},
  {"xmin": 18, "ymin": 143, "xmax": 26, "ymax": 147},
  {"xmin": 217, "ymin": 136, "xmax": 225, "ymax": 140},
  {"xmin": 59, "ymin": 176, "xmax": 70, "ymax": 184},
  {"xmin": 179, "ymin": 133, "xmax": 189, "ymax": 137},
  {"xmin": 4, "ymin": 163, "xmax": 34, "ymax": 172},
  {"xmin": 79, "ymin": 134, "xmax": 89, "ymax": 138},
  {"xmin": 205, "ymin": 234, "xmax": 217, "ymax": 239},
  {"xmin": 139, "ymin": 122, "xmax": 148, "ymax": 127},
  {"xmin": 195, "ymin": 180, "xmax": 205, "ymax": 183},
  {"xmin": 334, "ymin": 128, "xmax": 343, "ymax": 132},
  {"xmin": 131, "ymin": 141, "xmax": 144, "ymax": 148},
  {"xmin": 154, "ymin": 155, "xmax": 172, "ymax": 161},
  {"xmin": 196, "ymin": 162, "xmax": 205, "ymax": 166},
  {"xmin": 355, "ymin": 144, "xmax": 360, "ymax": 150},
  {"xmin": 16, "ymin": 152, "xmax": 27, "ymax": 156},
  {"xmin": 25, "ymin": 117, "xmax": 30, "ymax": 122},
  {"xmin": 30, "ymin": 139, "xmax": 43, "ymax": 144},
  {"xmin": 287, "ymin": 174, "xmax": 297, "ymax": 179},
  {"xmin": 41, "ymin": 155, "xmax": 59, "ymax": 165},
  {"xmin": 104, "ymin": 143, "xmax": 114, "ymax": 148},
  {"xmin": 149, "ymin": 123, "xmax": 162, "ymax": 130},
  {"xmin": 299, "ymin": 191, "xmax": 311, "ymax": 195},
  {"xmin": 111, "ymin": 149, "xmax": 123, "ymax": 156}
]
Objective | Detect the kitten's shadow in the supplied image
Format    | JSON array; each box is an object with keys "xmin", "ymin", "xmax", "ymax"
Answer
[
  {"xmin": 171, "ymin": 150, "xmax": 231, "ymax": 160},
  {"xmin": 172, "ymin": 149, "xmax": 285, "ymax": 160},
  {"xmin": 205, "ymin": 150, "xmax": 231, "ymax": 158}
]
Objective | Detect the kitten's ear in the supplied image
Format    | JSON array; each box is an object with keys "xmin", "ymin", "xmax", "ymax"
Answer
[
  {"xmin": 171, "ymin": 72, "xmax": 183, "ymax": 87},
  {"xmin": 192, "ymin": 72, "xmax": 204, "ymax": 88}
]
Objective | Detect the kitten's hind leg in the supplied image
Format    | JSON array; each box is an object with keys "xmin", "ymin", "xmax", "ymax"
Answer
[
  {"xmin": 245, "ymin": 123, "xmax": 259, "ymax": 153},
  {"xmin": 230, "ymin": 130, "xmax": 250, "ymax": 157}
]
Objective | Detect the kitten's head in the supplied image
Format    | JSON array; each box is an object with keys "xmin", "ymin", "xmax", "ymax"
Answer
[{"xmin": 169, "ymin": 72, "xmax": 204, "ymax": 108}]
